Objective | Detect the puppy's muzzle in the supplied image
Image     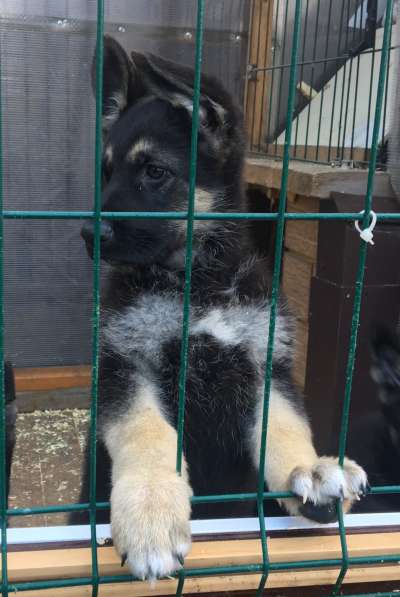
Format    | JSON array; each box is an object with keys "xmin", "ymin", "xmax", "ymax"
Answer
[{"xmin": 81, "ymin": 220, "xmax": 114, "ymax": 256}]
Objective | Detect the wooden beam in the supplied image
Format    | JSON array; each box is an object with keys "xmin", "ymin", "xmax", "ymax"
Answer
[
  {"xmin": 6, "ymin": 531, "xmax": 400, "ymax": 595},
  {"xmin": 14, "ymin": 365, "xmax": 91, "ymax": 392},
  {"xmin": 13, "ymin": 564, "xmax": 400, "ymax": 597},
  {"xmin": 244, "ymin": 0, "xmax": 275, "ymax": 151},
  {"xmin": 245, "ymin": 156, "xmax": 394, "ymax": 199}
]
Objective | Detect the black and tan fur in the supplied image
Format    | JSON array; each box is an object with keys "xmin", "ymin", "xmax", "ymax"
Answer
[
  {"xmin": 79, "ymin": 36, "xmax": 368, "ymax": 581},
  {"xmin": 347, "ymin": 324, "xmax": 400, "ymax": 512}
]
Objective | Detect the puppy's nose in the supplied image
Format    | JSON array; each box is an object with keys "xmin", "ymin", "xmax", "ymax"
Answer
[{"xmin": 81, "ymin": 221, "xmax": 114, "ymax": 244}]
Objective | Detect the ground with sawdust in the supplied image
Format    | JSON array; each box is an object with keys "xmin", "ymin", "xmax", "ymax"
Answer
[{"xmin": 8, "ymin": 409, "xmax": 89, "ymax": 527}]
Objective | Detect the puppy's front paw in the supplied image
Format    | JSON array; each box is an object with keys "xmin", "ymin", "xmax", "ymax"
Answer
[
  {"xmin": 287, "ymin": 457, "xmax": 368, "ymax": 523},
  {"xmin": 111, "ymin": 471, "xmax": 192, "ymax": 581}
]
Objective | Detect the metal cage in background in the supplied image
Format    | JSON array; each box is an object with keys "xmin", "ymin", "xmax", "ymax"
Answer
[{"xmin": 246, "ymin": 0, "xmax": 399, "ymax": 166}]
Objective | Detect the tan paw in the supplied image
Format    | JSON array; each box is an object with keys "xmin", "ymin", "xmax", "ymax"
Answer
[
  {"xmin": 284, "ymin": 456, "xmax": 368, "ymax": 523},
  {"xmin": 111, "ymin": 471, "xmax": 192, "ymax": 580}
]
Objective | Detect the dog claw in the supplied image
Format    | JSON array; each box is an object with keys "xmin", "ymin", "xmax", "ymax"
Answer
[
  {"xmin": 358, "ymin": 483, "xmax": 369, "ymax": 498},
  {"xmin": 302, "ymin": 491, "xmax": 308, "ymax": 505},
  {"xmin": 176, "ymin": 554, "xmax": 185, "ymax": 566},
  {"xmin": 121, "ymin": 553, "xmax": 127, "ymax": 567}
]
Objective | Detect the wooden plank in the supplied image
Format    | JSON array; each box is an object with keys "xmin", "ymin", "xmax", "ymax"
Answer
[
  {"xmin": 244, "ymin": 0, "xmax": 261, "ymax": 141},
  {"xmin": 285, "ymin": 219, "xmax": 318, "ymax": 261},
  {"xmin": 15, "ymin": 366, "xmax": 91, "ymax": 392},
  {"xmin": 282, "ymin": 252, "xmax": 314, "ymax": 322},
  {"xmin": 245, "ymin": 157, "xmax": 394, "ymax": 199},
  {"xmin": 6, "ymin": 531, "xmax": 400, "ymax": 595},
  {"xmin": 286, "ymin": 194, "xmax": 319, "ymax": 213},
  {"xmin": 14, "ymin": 565, "xmax": 400, "ymax": 597},
  {"xmin": 245, "ymin": 0, "xmax": 274, "ymax": 151}
]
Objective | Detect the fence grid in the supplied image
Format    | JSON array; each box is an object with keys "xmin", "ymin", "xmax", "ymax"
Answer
[{"xmin": 0, "ymin": 1, "xmax": 399, "ymax": 596}]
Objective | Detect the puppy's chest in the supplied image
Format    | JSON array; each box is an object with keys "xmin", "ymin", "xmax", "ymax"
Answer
[
  {"xmin": 103, "ymin": 293, "xmax": 183, "ymax": 359},
  {"xmin": 102, "ymin": 292, "xmax": 291, "ymax": 368}
]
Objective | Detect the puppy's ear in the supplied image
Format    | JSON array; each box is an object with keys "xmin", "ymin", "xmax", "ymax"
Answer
[
  {"xmin": 130, "ymin": 51, "xmax": 243, "ymax": 161},
  {"xmin": 370, "ymin": 323, "xmax": 400, "ymax": 403},
  {"xmin": 92, "ymin": 36, "xmax": 145, "ymax": 132}
]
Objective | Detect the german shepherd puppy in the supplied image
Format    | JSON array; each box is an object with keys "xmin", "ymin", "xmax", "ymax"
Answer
[
  {"xmin": 80, "ymin": 36, "xmax": 368, "ymax": 580},
  {"xmin": 347, "ymin": 324, "xmax": 400, "ymax": 512}
]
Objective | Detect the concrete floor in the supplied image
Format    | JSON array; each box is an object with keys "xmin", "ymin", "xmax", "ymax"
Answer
[{"xmin": 8, "ymin": 408, "xmax": 89, "ymax": 527}]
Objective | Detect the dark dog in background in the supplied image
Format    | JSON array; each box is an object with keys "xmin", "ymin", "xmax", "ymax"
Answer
[
  {"xmin": 347, "ymin": 324, "xmax": 400, "ymax": 513},
  {"xmin": 4, "ymin": 362, "xmax": 16, "ymax": 502},
  {"xmin": 79, "ymin": 36, "xmax": 368, "ymax": 581}
]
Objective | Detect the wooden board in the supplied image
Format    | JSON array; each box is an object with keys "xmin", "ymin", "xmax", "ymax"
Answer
[
  {"xmin": 245, "ymin": 0, "xmax": 274, "ymax": 151},
  {"xmin": 5, "ymin": 531, "xmax": 400, "ymax": 595},
  {"xmin": 14, "ymin": 366, "xmax": 91, "ymax": 392},
  {"xmin": 245, "ymin": 157, "xmax": 394, "ymax": 199}
]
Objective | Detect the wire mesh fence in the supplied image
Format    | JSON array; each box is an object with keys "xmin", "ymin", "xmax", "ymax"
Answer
[{"xmin": 0, "ymin": 0, "xmax": 399, "ymax": 596}]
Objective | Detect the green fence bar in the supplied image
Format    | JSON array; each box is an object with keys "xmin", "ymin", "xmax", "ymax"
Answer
[
  {"xmin": 176, "ymin": 0, "xmax": 205, "ymax": 474},
  {"xmin": 337, "ymin": 0, "xmax": 394, "ymax": 470},
  {"xmin": 175, "ymin": 570, "xmax": 185, "ymax": 597},
  {"xmin": 87, "ymin": 1, "xmax": 105, "ymax": 595},
  {"xmin": 256, "ymin": 1, "xmax": 303, "ymax": 594},
  {"xmin": 333, "ymin": 1, "xmax": 394, "ymax": 593},
  {"xmin": 3, "ymin": 210, "xmax": 400, "ymax": 222},
  {"xmin": 274, "ymin": 0, "xmax": 290, "ymax": 156},
  {"xmin": 334, "ymin": 594, "xmax": 399, "ymax": 597},
  {"xmin": 174, "ymin": 1, "xmax": 205, "ymax": 590},
  {"xmin": 332, "ymin": 503, "xmax": 349, "ymax": 595},
  {"xmin": 4, "ymin": 478, "xmax": 400, "ymax": 519}
]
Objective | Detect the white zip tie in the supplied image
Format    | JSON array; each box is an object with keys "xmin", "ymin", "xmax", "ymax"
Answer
[{"xmin": 354, "ymin": 209, "xmax": 377, "ymax": 245}]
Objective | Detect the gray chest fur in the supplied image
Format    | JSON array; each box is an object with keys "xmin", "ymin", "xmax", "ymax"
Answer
[{"xmin": 103, "ymin": 292, "xmax": 294, "ymax": 369}]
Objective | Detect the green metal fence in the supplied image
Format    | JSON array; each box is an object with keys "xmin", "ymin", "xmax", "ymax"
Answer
[{"xmin": 0, "ymin": 0, "xmax": 400, "ymax": 596}]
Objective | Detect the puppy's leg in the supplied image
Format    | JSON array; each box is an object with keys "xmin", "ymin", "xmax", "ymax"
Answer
[
  {"xmin": 103, "ymin": 379, "xmax": 192, "ymax": 580},
  {"xmin": 250, "ymin": 384, "xmax": 368, "ymax": 523}
]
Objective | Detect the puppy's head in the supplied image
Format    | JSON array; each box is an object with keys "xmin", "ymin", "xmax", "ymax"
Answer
[
  {"xmin": 82, "ymin": 36, "xmax": 245, "ymax": 267},
  {"xmin": 370, "ymin": 324, "xmax": 400, "ymax": 437}
]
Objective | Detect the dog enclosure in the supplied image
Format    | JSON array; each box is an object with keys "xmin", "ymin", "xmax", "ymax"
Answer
[{"xmin": 0, "ymin": 1, "xmax": 400, "ymax": 596}]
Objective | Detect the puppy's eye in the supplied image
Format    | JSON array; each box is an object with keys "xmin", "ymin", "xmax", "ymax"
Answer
[{"xmin": 146, "ymin": 165, "xmax": 166, "ymax": 180}]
